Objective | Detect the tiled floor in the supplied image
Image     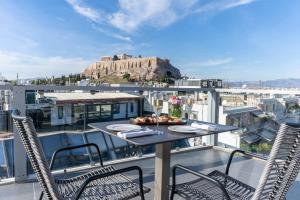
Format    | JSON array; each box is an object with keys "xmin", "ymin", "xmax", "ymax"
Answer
[{"xmin": 0, "ymin": 148, "xmax": 299, "ymax": 200}]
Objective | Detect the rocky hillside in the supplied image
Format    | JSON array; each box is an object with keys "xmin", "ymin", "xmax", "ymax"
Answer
[{"xmin": 82, "ymin": 55, "xmax": 181, "ymax": 82}]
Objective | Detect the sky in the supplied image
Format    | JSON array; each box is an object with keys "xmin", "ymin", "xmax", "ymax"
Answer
[{"xmin": 0, "ymin": 0, "xmax": 300, "ymax": 81}]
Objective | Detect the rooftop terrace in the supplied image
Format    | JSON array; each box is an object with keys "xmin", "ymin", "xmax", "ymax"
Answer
[
  {"xmin": 0, "ymin": 85, "xmax": 299, "ymax": 199},
  {"xmin": 0, "ymin": 147, "xmax": 299, "ymax": 200}
]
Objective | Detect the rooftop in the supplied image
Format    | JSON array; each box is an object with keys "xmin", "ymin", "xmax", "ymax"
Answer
[
  {"xmin": 43, "ymin": 92, "xmax": 140, "ymax": 104},
  {"xmin": 0, "ymin": 147, "xmax": 299, "ymax": 200}
]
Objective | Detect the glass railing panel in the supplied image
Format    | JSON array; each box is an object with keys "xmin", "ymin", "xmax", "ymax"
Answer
[
  {"xmin": 85, "ymin": 131, "xmax": 112, "ymax": 162},
  {"xmin": 0, "ymin": 140, "xmax": 8, "ymax": 179},
  {"xmin": 0, "ymin": 139, "xmax": 14, "ymax": 179},
  {"xmin": 216, "ymin": 94, "xmax": 300, "ymax": 157},
  {"xmin": 0, "ymin": 87, "xmax": 215, "ymax": 180},
  {"xmin": 0, "ymin": 88, "xmax": 14, "ymax": 180},
  {"xmin": 37, "ymin": 133, "xmax": 89, "ymax": 172}
]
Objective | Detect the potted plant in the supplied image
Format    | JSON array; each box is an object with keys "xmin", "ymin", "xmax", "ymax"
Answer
[{"xmin": 168, "ymin": 95, "xmax": 183, "ymax": 118}]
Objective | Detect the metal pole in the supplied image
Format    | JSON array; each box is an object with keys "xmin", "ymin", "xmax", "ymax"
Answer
[
  {"xmin": 12, "ymin": 86, "xmax": 27, "ymax": 182},
  {"xmin": 83, "ymin": 105, "xmax": 86, "ymax": 131},
  {"xmin": 82, "ymin": 132, "xmax": 94, "ymax": 164}
]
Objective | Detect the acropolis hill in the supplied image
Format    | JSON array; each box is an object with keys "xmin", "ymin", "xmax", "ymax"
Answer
[{"xmin": 82, "ymin": 54, "xmax": 181, "ymax": 82}]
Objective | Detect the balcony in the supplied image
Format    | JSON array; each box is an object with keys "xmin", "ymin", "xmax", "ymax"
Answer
[
  {"xmin": 0, "ymin": 85, "xmax": 299, "ymax": 199},
  {"xmin": 0, "ymin": 147, "xmax": 299, "ymax": 199}
]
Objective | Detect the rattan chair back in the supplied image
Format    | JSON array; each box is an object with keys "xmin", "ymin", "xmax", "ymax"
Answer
[
  {"xmin": 252, "ymin": 123, "xmax": 300, "ymax": 200},
  {"xmin": 12, "ymin": 112, "xmax": 63, "ymax": 200}
]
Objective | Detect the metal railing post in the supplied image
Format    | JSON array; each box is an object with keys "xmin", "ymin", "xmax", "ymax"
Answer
[
  {"xmin": 207, "ymin": 90, "xmax": 220, "ymax": 146},
  {"xmin": 82, "ymin": 132, "xmax": 94, "ymax": 164},
  {"xmin": 12, "ymin": 86, "xmax": 27, "ymax": 182}
]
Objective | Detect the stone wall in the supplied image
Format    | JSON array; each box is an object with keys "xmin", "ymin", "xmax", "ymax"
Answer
[{"xmin": 82, "ymin": 56, "xmax": 181, "ymax": 81}]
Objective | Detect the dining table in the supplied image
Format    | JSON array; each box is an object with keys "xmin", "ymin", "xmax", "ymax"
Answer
[{"xmin": 89, "ymin": 120, "xmax": 238, "ymax": 200}]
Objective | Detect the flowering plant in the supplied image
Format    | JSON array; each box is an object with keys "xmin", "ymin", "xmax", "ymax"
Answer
[
  {"xmin": 169, "ymin": 96, "xmax": 183, "ymax": 105},
  {"xmin": 168, "ymin": 96, "xmax": 182, "ymax": 118}
]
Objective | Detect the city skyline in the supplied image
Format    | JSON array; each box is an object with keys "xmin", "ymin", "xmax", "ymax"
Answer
[{"xmin": 0, "ymin": 0, "xmax": 300, "ymax": 81}]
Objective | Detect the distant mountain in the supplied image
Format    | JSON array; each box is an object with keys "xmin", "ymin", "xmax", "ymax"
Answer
[{"xmin": 229, "ymin": 78, "xmax": 300, "ymax": 88}]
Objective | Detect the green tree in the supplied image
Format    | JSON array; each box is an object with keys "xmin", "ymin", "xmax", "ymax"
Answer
[
  {"xmin": 160, "ymin": 71, "xmax": 175, "ymax": 84},
  {"xmin": 123, "ymin": 73, "xmax": 131, "ymax": 81},
  {"xmin": 113, "ymin": 55, "xmax": 118, "ymax": 61}
]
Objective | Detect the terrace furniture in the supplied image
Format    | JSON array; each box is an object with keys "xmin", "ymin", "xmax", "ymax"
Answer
[
  {"xmin": 89, "ymin": 120, "xmax": 238, "ymax": 200},
  {"xmin": 170, "ymin": 123, "xmax": 300, "ymax": 200},
  {"xmin": 12, "ymin": 111, "xmax": 150, "ymax": 200}
]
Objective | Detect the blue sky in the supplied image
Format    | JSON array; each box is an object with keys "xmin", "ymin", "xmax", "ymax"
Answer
[{"xmin": 0, "ymin": 0, "xmax": 300, "ymax": 81}]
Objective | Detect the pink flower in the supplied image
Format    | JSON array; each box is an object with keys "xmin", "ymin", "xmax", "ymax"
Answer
[{"xmin": 169, "ymin": 96, "xmax": 182, "ymax": 105}]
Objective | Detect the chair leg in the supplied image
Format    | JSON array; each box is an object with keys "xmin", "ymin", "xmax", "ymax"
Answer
[
  {"xmin": 170, "ymin": 188, "xmax": 175, "ymax": 200},
  {"xmin": 39, "ymin": 191, "xmax": 44, "ymax": 200},
  {"xmin": 139, "ymin": 182, "xmax": 145, "ymax": 200},
  {"xmin": 135, "ymin": 166, "xmax": 145, "ymax": 200},
  {"xmin": 140, "ymin": 192, "xmax": 145, "ymax": 200}
]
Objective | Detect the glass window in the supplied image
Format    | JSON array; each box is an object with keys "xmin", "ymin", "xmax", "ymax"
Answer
[
  {"xmin": 113, "ymin": 104, "xmax": 120, "ymax": 114},
  {"xmin": 0, "ymin": 111, "xmax": 9, "ymax": 132},
  {"xmin": 71, "ymin": 105, "xmax": 85, "ymax": 129},
  {"xmin": 130, "ymin": 102, "xmax": 134, "ymax": 113},
  {"xmin": 87, "ymin": 105, "xmax": 101, "ymax": 121},
  {"xmin": 101, "ymin": 105, "xmax": 112, "ymax": 120},
  {"xmin": 58, "ymin": 106, "xmax": 64, "ymax": 119},
  {"xmin": 74, "ymin": 105, "xmax": 84, "ymax": 114},
  {"xmin": 25, "ymin": 90, "xmax": 36, "ymax": 104}
]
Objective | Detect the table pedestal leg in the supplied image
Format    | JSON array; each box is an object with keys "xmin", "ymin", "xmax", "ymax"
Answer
[{"xmin": 154, "ymin": 142, "xmax": 171, "ymax": 200}]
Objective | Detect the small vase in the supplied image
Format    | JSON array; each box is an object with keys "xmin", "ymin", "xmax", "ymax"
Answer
[{"xmin": 169, "ymin": 104, "xmax": 182, "ymax": 118}]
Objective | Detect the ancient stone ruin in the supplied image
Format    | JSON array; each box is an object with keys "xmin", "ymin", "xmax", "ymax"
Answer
[{"xmin": 82, "ymin": 54, "xmax": 181, "ymax": 81}]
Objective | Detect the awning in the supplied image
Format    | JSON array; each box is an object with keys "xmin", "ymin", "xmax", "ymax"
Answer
[
  {"xmin": 241, "ymin": 134, "xmax": 261, "ymax": 144},
  {"xmin": 259, "ymin": 129, "xmax": 276, "ymax": 142},
  {"xmin": 251, "ymin": 111, "xmax": 268, "ymax": 118}
]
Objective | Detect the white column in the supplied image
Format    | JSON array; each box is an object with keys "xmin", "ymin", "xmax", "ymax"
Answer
[
  {"xmin": 207, "ymin": 91, "xmax": 220, "ymax": 146},
  {"xmin": 12, "ymin": 86, "xmax": 27, "ymax": 182}
]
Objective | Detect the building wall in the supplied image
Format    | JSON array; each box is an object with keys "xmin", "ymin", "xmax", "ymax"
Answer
[
  {"xmin": 258, "ymin": 98, "xmax": 286, "ymax": 117},
  {"xmin": 217, "ymin": 106, "xmax": 241, "ymax": 148},
  {"xmin": 192, "ymin": 104, "xmax": 208, "ymax": 121},
  {"xmin": 51, "ymin": 105, "xmax": 72, "ymax": 126}
]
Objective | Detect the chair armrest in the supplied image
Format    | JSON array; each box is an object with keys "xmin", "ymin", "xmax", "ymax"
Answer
[
  {"xmin": 49, "ymin": 143, "xmax": 103, "ymax": 170},
  {"xmin": 286, "ymin": 122, "xmax": 300, "ymax": 128},
  {"xmin": 74, "ymin": 166, "xmax": 145, "ymax": 200},
  {"xmin": 172, "ymin": 164, "xmax": 231, "ymax": 200},
  {"xmin": 225, "ymin": 149, "xmax": 267, "ymax": 176}
]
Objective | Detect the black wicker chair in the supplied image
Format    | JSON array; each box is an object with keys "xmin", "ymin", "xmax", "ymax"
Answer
[
  {"xmin": 12, "ymin": 110, "xmax": 150, "ymax": 200},
  {"xmin": 171, "ymin": 123, "xmax": 300, "ymax": 200}
]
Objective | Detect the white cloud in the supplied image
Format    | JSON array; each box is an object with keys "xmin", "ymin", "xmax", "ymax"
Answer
[
  {"xmin": 222, "ymin": 0, "xmax": 257, "ymax": 10},
  {"xmin": 193, "ymin": 0, "xmax": 257, "ymax": 14},
  {"xmin": 66, "ymin": 0, "xmax": 258, "ymax": 33},
  {"xmin": 91, "ymin": 25, "xmax": 132, "ymax": 42},
  {"xmin": 0, "ymin": 51, "xmax": 93, "ymax": 79},
  {"xmin": 112, "ymin": 34, "xmax": 132, "ymax": 42},
  {"xmin": 184, "ymin": 57, "xmax": 233, "ymax": 67},
  {"xmin": 200, "ymin": 57, "xmax": 233, "ymax": 67},
  {"xmin": 108, "ymin": 0, "xmax": 191, "ymax": 32},
  {"xmin": 66, "ymin": 0, "xmax": 102, "ymax": 22}
]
